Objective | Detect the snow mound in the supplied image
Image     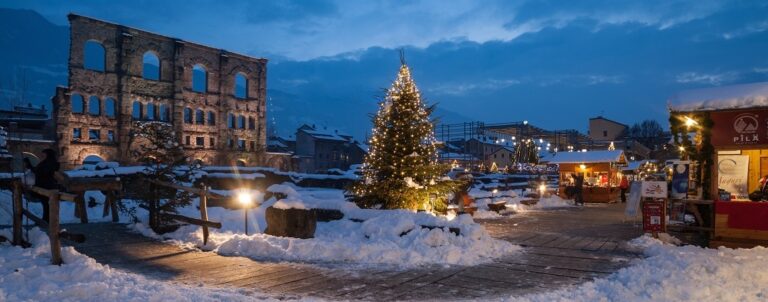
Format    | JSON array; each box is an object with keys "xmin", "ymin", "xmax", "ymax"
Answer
[
  {"xmin": 511, "ymin": 236, "xmax": 768, "ymax": 301},
  {"xmin": 140, "ymin": 185, "xmax": 518, "ymax": 268}
]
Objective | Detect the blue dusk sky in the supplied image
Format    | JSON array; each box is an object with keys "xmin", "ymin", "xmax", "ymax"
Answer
[{"xmin": 1, "ymin": 0, "xmax": 768, "ymax": 138}]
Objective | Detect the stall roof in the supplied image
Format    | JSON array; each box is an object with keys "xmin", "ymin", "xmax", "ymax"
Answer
[
  {"xmin": 669, "ymin": 81, "xmax": 768, "ymax": 112},
  {"xmin": 623, "ymin": 160, "xmax": 652, "ymax": 171},
  {"xmin": 544, "ymin": 150, "xmax": 626, "ymax": 164}
]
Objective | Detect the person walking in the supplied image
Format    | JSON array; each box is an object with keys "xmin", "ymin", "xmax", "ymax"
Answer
[
  {"xmin": 573, "ymin": 173, "xmax": 584, "ymax": 206},
  {"xmin": 619, "ymin": 176, "xmax": 629, "ymax": 203},
  {"xmin": 23, "ymin": 149, "xmax": 60, "ymax": 222}
]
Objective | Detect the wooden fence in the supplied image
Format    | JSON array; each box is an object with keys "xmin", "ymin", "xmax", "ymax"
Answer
[{"xmin": 142, "ymin": 178, "xmax": 223, "ymax": 245}]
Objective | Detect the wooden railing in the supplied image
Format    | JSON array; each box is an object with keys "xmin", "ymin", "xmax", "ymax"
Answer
[
  {"xmin": 10, "ymin": 181, "xmax": 85, "ymax": 265},
  {"xmin": 143, "ymin": 178, "xmax": 223, "ymax": 245}
]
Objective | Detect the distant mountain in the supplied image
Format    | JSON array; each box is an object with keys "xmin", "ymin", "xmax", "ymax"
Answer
[{"xmin": 0, "ymin": 8, "xmax": 68, "ymax": 109}]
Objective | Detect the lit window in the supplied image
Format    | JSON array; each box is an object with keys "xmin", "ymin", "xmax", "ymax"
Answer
[
  {"xmin": 234, "ymin": 73, "xmax": 247, "ymax": 98},
  {"xmin": 105, "ymin": 98, "xmax": 116, "ymax": 118},
  {"xmin": 142, "ymin": 52, "xmax": 160, "ymax": 80},
  {"xmin": 71, "ymin": 94, "xmax": 85, "ymax": 113},
  {"xmin": 192, "ymin": 64, "xmax": 207, "ymax": 92},
  {"xmin": 84, "ymin": 40, "xmax": 105, "ymax": 72}
]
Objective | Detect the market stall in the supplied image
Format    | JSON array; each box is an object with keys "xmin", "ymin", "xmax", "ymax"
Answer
[
  {"xmin": 545, "ymin": 150, "xmax": 627, "ymax": 203},
  {"xmin": 669, "ymin": 81, "xmax": 768, "ymax": 248}
]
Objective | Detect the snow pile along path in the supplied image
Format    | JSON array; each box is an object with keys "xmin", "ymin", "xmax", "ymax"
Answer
[
  {"xmin": 140, "ymin": 183, "xmax": 519, "ymax": 268},
  {"xmin": 0, "ymin": 228, "xmax": 274, "ymax": 302},
  {"xmin": 511, "ymin": 235, "xmax": 768, "ymax": 302}
]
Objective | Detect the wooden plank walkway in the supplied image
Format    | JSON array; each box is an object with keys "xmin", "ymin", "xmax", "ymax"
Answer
[{"xmin": 61, "ymin": 203, "xmax": 643, "ymax": 301}]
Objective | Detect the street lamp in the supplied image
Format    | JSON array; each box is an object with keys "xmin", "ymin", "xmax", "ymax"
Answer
[{"xmin": 237, "ymin": 190, "xmax": 253, "ymax": 235}]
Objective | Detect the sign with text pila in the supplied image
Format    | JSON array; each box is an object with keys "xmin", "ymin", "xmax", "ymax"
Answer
[{"xmin": 711, "ymin": 109, "xmax": 768, "ymax": 147}]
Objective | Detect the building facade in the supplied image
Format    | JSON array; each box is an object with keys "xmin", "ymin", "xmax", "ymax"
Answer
[
  {"xmin": 588, "ymin": 116, "xmax": 627, "ymax": 141},
  {"xmin": 53, "ymin": 14, "xmax": 267, "ymax": 169},
  {"xmin": 294, "ymin": 124, "xmax": 366, "ymax": 173},
  {"xmin": 0, "ymin": 104, "xmax": 56, "ymax": 170}
]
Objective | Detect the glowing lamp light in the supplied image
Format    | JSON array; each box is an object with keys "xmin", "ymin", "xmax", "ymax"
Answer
[
  {"xmin": 579, "ymin": 164, "xmax": 587, "ymax": 170},
  {"xmin": 679, "ymin": 146, "xmax": 685, "ymax": 151},
  {"xmin": 538, "ymin": 184, "xmax": 546, "ymax": 195},
  {"xmin": 684, "ymin": 116, "xmax": 698, "ymax": 128},
  {"xmin": 237, "ymin": 191, "xmax": 253, "ymax": 206},
  {"xmin": 237, "ymin": 189, "xmax": 254, "ymax": 235}
]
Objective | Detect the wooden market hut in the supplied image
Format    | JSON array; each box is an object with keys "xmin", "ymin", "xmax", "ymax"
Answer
[
  {"xmin": 668, "ymin": 81, "xmax": 768, "ymax": 248},
  {"xmin": 544, "ymin": 150, "xmax": 627, "ymax": 203}
]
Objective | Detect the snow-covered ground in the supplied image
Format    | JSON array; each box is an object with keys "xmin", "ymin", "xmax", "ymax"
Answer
[
  {"xmin": 469, "ymin": 188, "xmax": 574, "ymax": 219},
  {"xmin": 0, "ymin": 228, "xmax": 278, "ymax": 302},
  {"xmin": 135, "ymin": 183, "xmax": 518, "ymax": 268},
  {"xmin": 0, "ymin": 190, "xmax": 135, "ymax": 225},
  {"xmin": 507, "ymin": 235, "xmax": 768, "ymax": 302}
]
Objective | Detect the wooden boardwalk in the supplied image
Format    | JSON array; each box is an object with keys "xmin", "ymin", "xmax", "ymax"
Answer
[{"xmin": 63, "ymin": 203, "xmax": 643, "ymax": 301}]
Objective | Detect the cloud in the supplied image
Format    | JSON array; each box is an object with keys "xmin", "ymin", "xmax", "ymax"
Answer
[{"xmin": 675, "ymin": 71, "xmax": 740, "ymax": 85}]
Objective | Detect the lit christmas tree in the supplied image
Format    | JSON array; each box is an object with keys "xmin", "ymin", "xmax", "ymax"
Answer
[
  {"xmin": 513, "ymin": 139, "xmax": 539, "ymax": 165},
  {"xmin": 351, "ymin": 58, "xmax": 458, "ymax": 210}
]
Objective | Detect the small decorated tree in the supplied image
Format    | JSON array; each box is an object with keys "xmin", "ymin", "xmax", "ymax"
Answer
[
  {"xmin": 127, "ymin": 121, "xmax": 201, "ymax": 232},
  {"xmin": 350, "ymin": 58, "xmax": 458, "ymax": 210}
]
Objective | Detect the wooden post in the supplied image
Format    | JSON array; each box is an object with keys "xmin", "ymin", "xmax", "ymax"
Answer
[
  {"xmin": 49, "ymin": 193, "xmax": 62, "ymax": 265},
  {"xmin": 200, "ymin": 183, "xmax": 210, "ymax": 246},
  {"xmin": 109, "ymin": 191, "xmax": 119, "ymax": 222},
  {"xmin": 11, "ymin": 181, "xmax": 24, "ymax": 246},
  {"xmin": 75, "ymin": 191, "xmax": 88, "ymax": 223}
]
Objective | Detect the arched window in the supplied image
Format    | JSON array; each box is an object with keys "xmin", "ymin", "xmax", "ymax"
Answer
[
  {"xmin": 234, "ymin": 73, "xmax": 248, "ymax": 99},
  {"xmin": 142, "ymin": 52, "xmax": 160, "ymax": 80},
  {"xmin": 238, "ymin": 115, "xmax": 245, "ymax": 129},
  {"xmin": 195, "ymin": 109, "xmax": 204, "ymax": 125},
  {"xmin": 88, "ymin": 96, "xmax": 101, "ymax": 116},
  {"xmin": 184, "ymin": 107, "xmax": 193, "ymax": 124},
  {"xmin": 159, "ymin": 104, "xmax": 170, "ymax": 122},
  {"xmin": 207, "ymin": 111, "xmax": 216, "ymax": 126},
  {"xmin": 84, "ymin": 40, "xmax": 105, "ymax": 72},
  {"xmin": 83, "ymin": 155, "xmax": 105, "ymax": 165},
  {"xmin": 192, "ymin": 64, "xmax": 207, "ymax": 92},
  {"xmin": 248, "ymin": 117, "xmax": 255, "ymax": 129},
  {"xmin": 132, "ymin": 101, "xmax": 143, "ymax": 120},
  {"xmin": 105, "ymin": 97, "xmax": 116, "ymax": 118},
  {"xmin": 146, "ymin": 103, "xmax": 156, "ymax": 120},
  {"xmin": 71, "ymin": 94, "xmax": 84, "ymax": 113}
]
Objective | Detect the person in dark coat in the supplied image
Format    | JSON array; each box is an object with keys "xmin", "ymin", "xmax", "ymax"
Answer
[
  {"xmin": 23, "ymin": 149, "xmax": 60, "ymax": 222},
  {"xmin": 573, "ymin": 173, "xmax": 584, "ymax": 206}
]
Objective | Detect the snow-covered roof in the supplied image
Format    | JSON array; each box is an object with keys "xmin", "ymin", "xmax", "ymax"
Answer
[
  {"xmin": 669, "ymin": 81, "xmax": 768, "ymax": 112},
  {"xmin": 623, "ymin": 160, "xmax": 653, "ymax": 171},
  {"xmin": 544, "ymin": 150, "xmax": 626, "ymax": 164},
  {"xmin": 299, "ymin": 125, "xmax": 353, "ymax": 142},
  {"xmin": 439, "ymin": 152, "xmax": 479, "ymax": 161}
]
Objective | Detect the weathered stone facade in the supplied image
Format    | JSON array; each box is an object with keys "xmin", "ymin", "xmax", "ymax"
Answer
[{"xmin": 53, "ymin": 14, "xmax": 267, "ymax": 169}]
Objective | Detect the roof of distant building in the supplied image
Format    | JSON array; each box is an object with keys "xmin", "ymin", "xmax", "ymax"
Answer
[{"xmin": 544, "ymin": 150, "xmax": 626, "ymax": 164}]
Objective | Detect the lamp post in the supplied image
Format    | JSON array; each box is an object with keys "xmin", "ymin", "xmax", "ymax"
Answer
[{"xmin": 237, "ymin": 190, "xmax": 252, "ymax": 235}]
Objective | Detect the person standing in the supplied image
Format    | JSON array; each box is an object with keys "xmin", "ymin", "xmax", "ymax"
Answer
[
  {"xmin": 619, "ymin": 176, "xmax": 629, "ymax": 203},
  {"xmin": 23, "ymin": 149, "xmax": 60, "ymax": 222}
]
